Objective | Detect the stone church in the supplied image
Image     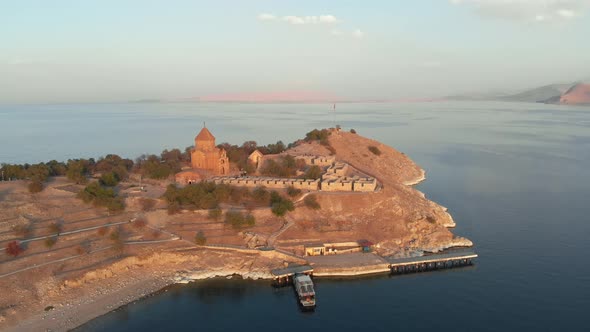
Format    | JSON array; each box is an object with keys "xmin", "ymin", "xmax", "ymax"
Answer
[
  {"xmin": 175, "ymin": 126, "xmax": 229, "ymax": 185},
  {"xmin": 191, "ymin": 126, "xmax": 229, "ymax": 175}
]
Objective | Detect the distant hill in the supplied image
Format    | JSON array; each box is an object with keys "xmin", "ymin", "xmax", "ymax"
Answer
[
  {"xmin": 498, "ymin": 84, "xmax": 571, "ymax": 103},
  {"xmin": 196, "ymin": 91, "xmax": 339, "ymax": 103},
  {"xmin": 542, "ymin": 83, "xmax": 590, "ymax": 105},
  {"xmin": 448, "ymin": 81, "xmax": 590, "ymax": 105}
]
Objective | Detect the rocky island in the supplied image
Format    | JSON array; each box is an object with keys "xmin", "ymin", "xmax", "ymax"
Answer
[{"xmin": 0, "ymin": 126, "xmax": 473, "ymax": 331}]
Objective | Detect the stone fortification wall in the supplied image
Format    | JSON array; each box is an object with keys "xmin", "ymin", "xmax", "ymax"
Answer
[
  {"xmin": 321, "ymin": 179, "xmax": 353, "ymax": 192},
  {"xmin": 297, "ymin": 154, "xmax": 335, "ymax": 167},
  {"xmin": 353, "ymin": 177, "xmax": 378, "ymax": 192},
  {"xmin": 206, "ymin": 156, "xmax": 378, "ymax": 193},
  {"xmin": 326, "ymin": 162, "xmax": 349, "ymax": 176},
  {"xmin": 209, "ymin": 176, "xmax": 320, "ymax": 191}
]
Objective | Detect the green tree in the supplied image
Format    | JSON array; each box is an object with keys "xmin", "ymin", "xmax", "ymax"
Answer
[
  {"xmin": 1, "ymin": 164, "xmax": 26, "ymax": 180},
  {"xmin": 66, "ymin": 159, "xmax": 89, "ymax": 184},
  {"xmin": 99, "ymin": 172, "xmax": 120, "ymax": 187},
  {"xmin": 44, "ymin": 237, "xmax": 57, "ymax": 248},
  {"xmin": 26, "ymin": 163, "xmax": 50, "ymax": 182},
  {"xmin": 224, "ymin": 210, "xmax": 255, "ymax": 229},
  {"xmin": 270, "ymin": 191, "xmax": 295, "ymax": 217},
  {"xmin": 46, "ymin": 160, "xmax": 67, "ymax": 176},
  {"xmin": 305, "ymin": 129, "xmax": 331, "ymax": 143},
  {"xmin": 302, "ymin": 165, "xmax": 322, "ymax": 180},
  {"xmin": 78, "ymin": 181, "xmax": 125, "ymax": 212}
]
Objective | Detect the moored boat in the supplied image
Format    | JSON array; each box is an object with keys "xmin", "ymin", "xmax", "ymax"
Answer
[{"xmin": 293, "ymin": 274, "xmax": 316, "ymax": 309}]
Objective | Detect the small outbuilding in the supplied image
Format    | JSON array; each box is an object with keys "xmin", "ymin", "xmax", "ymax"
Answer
[
  {"xmin": 248, "ymin": 150, "xmax": 264, "ymax": 168},
  {"xmin": 357, "ymin": 239, "xmax": 374, "ymax": 253},
  {"xmin": 304, "ymin": 242, "xmax": 326, "ymax": 256},
  {"xmin": 175, "ymin": 170, "xmax": 202, "ymax": 185}
]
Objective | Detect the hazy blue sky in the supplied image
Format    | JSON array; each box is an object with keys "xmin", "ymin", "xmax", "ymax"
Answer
[{"xmin": 1, "ymin": 0, "xmax": 589, "ymax": 103}]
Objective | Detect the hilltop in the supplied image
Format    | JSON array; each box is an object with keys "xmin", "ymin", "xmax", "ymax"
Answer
[{"xmin": 278, "ymin": 130, "xmax": 468, "ymax": 256}]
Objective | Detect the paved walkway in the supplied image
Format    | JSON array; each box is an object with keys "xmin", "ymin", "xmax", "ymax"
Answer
[{"xmin": 306, "ymin": 252, "xmax": 387, "ymax": 268}]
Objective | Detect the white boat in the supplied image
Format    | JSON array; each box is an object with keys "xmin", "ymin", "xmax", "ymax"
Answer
[{"xmin": 293, "ymin": 274, "xmax": 316, "ymax": 308}]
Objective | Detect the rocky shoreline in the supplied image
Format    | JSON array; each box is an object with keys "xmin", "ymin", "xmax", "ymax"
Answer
[{"xmin": 5, "ymin": 243, "xmax": 477, "ymax": 332}]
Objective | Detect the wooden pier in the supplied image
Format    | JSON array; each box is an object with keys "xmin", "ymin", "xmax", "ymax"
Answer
[
  {"xmin": 271, "ymin": 264, "xmax": 313, "ymax": 287},
  {"xmin": 387, "ymin": 250, "xmax": 478, "ymax": 275}
]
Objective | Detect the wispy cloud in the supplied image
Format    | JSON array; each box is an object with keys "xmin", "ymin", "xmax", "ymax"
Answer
[
  {"xmin": 258, "ymin": 14, "xmax": 340, "ymax": 25},
  {"xmin": 450, "ymin": 0, "xmax": 590, "ymax": 22},
  {"xmin": 258, "ymin": 13, "xmax": 363, "ymax": 38},
  {"xmin": 257, "ymin": 13, "xmax": 277, "ymax": 21}
]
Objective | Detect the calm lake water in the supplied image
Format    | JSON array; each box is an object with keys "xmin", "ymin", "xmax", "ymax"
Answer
[{"xmin": 2, "ymin": 101, "xmax": 590, "ymax": 331}]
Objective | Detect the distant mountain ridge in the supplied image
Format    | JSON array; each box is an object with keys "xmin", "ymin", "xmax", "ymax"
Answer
[
  {"xmin": 498, "ymin": 84, "xmax": 571, "ymax": 103},
  {"xmin": 543, "ymin": 82, "xmax": 590, "ymax": 105},
  {"xmin": 448, "ymin": 81, "xmax": 590, "ymax": 105}
]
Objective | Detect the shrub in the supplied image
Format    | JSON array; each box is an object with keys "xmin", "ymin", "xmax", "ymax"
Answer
[
  {"xmin": 5, "ymin": 241, "xmax": 23, "ymax": 257},
  {"xmin": 350, "ymin": 129, "xmax": 357, "ymax": 134},
  {"xmin": 252, "ymin": 186, "xmax": 270, "ymax": 203},
  {"xmin": 302, "ymin": 165, "xmax": 322, "ymax": 180},
  {"xmin": 208, "ymin": 207, "xmax": 222, "ymax": 221},
  {"xmin": 28, "ymin": 180, "xmax": 44, "ymax": 193},
  {"xmin": 26, "ymin": 163, "xmax": 50, "ymax": 182},
  {"xmin": 368, "ymin": 146, "xmax": 382, "ymax": 156},
  {"xmin": 305, "ymin": 129, "xmax": 331, "ymax": 143},
  {"xmin": 287, "ymin": 186, "xmax": 302, "ymax": 198},
  {"xmin": 97, "ymin": 226, "xmax": 108, "ymax": 236},
  {"xmin": 304, "ymin": 195, "xmax": 321, "ymax": 210},
  {"xmin": 44, "ymin": 237, "xmax": 57, "ymax": 248},
  {"xmin": 78, "ymin": 182, "xmax": 125, "ymax": 212},
  {"xmin": 77, "ymin": 240, "xmax": 92, "ymax": 254},
  {"xmin": 224, "ymin": 210, "xmax": 255, "ymax": 229},
  {"xmin": 106, "ymin": 197, "xmax": 125, "ymax": 213},
  {"xmin": 270, "ymin": 191, "xmax": 295, "ymax": 217},
  {"xmin": 259, "ymin": 156, "xmax": 300, "ymax": 178},
  {"xmin": 109, "ymin": 230, "xmax": 120, "ymax": 242},
  {"xmin": 135, "ymin": 154, "xmax": 177, "ymax": 180},
  {"xmin": 66, "ymin": 159, "xmax": 90, "ymax": 184},
  {"xmin": 194, "ymin": 231, "xmax": 207, "ymax": 246},
  {"xmin": 163, "ymin": 182, "xmax": 237, "ymax": 211},
  {"xmin": 245, "ymin": 214, "xmax": 256, "ymax": 226},
  {"xmin": 48, "ymin": 222, "xmax": 62, "ymax": 234},
  {"xmin": 12, "ymin": 223, "xmax": 32, "ymax": 238}
]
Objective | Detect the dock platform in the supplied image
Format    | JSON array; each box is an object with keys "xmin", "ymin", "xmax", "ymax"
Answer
[
  {"xmin": 271, "ymin": 264, "xmax": 313, "ymax": 287},
  {"xmin": 387, "ymin": 250, "xmax": 478, "ymax": 274}
]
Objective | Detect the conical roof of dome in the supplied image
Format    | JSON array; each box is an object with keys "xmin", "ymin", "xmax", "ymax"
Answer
[{"xmin": 195, "ymin": 127, "xmax": 215, "ymax": 141}]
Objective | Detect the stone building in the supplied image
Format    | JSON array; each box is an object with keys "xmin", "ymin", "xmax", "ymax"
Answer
[
  {"xmin": 248, "ymin": 150, "xmax": 264, "ymax": 168},
  {"xmin": 175, "ymin": 170, "xmax": 202, "ymax": 185},
  {"xmin": 191, "ymin": 126, "xmax": 229, "ymax": 175}
]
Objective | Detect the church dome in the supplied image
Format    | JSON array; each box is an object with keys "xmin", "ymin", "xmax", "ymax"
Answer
[{"xmin": 195, "ymin": 127, "xmax": 215, "ymax": 141}]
